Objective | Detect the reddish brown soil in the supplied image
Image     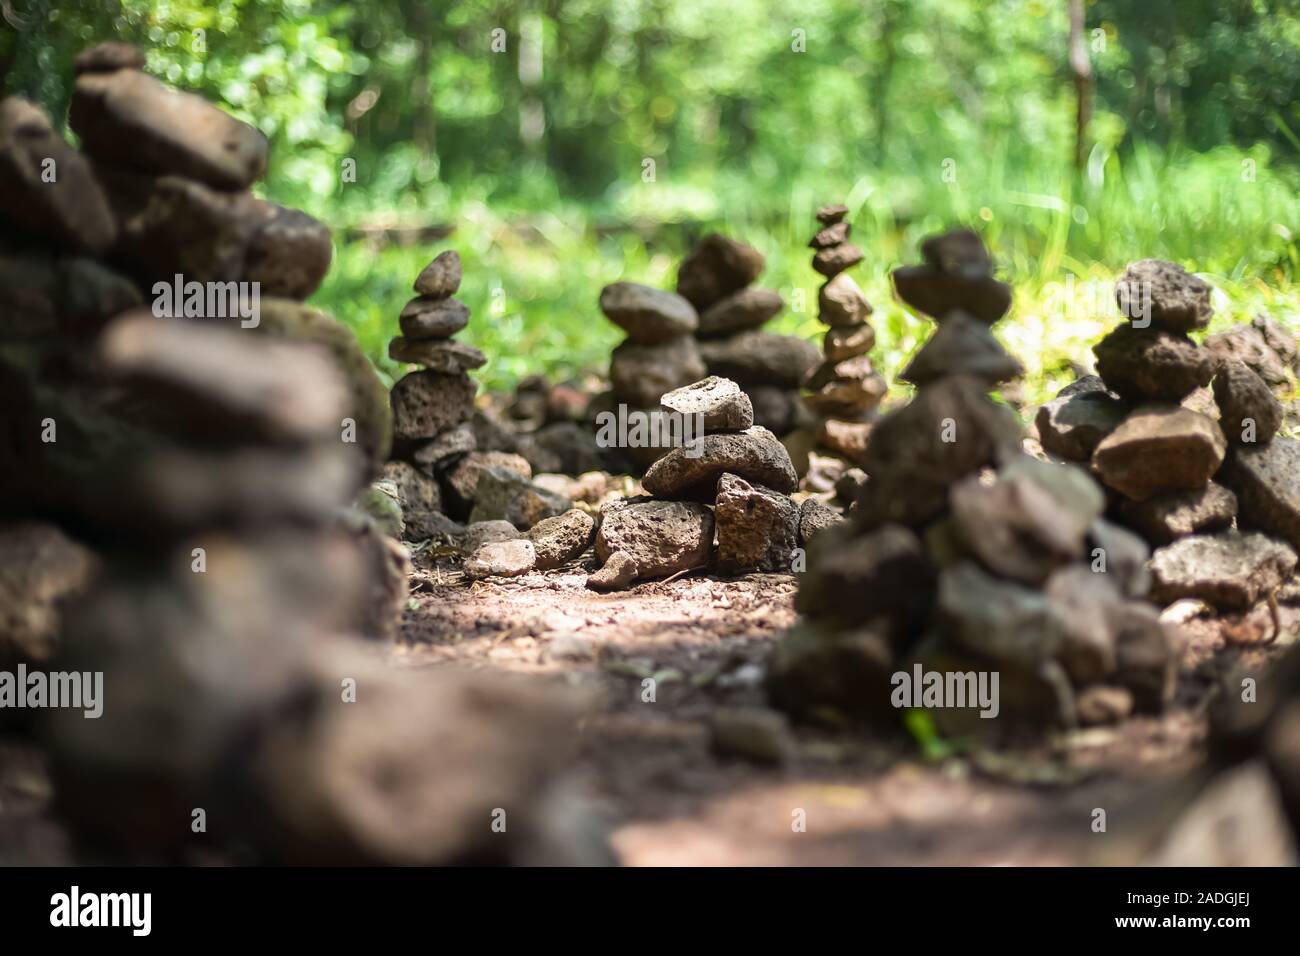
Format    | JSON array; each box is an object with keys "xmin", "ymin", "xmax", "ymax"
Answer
[{"xmin": 397, "ymin": 552, "xmax": 1300, "ymax": 866}]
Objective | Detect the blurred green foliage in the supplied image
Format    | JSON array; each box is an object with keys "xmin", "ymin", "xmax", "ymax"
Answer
[{"xmin": 5, "ymin": 0, "xmax": 1299, "ymax": 397}]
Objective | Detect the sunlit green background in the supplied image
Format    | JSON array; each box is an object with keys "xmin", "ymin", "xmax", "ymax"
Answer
[{"xmin": 9, "ymin": 0, "xmax": 1300, "ymax": 404}]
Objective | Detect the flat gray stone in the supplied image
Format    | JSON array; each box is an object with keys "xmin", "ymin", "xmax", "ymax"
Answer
[
  {"xmin": 599, "ymin": 281, "xmax": 698, "ymax": 343},
  {"xmin": 1150, "ymin": 530, "xmax": 1297, "ymax": 610}
]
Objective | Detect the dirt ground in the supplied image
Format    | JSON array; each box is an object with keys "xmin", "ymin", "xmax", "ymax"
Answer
[
  {"xmin": 2, "ymin": 548, "xmax": 1295, "ymax": 866},
  {"xmin": 397, "ymin": 550, "xmax": 1300, "ymax": 866}
]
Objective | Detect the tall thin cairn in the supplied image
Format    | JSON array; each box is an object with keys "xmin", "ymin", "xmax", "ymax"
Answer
[{"xmin": 801, "ymin": 202, "xmax": 886, "ymax": 467}]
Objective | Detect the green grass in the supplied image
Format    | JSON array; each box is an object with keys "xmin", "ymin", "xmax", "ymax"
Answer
[{"xmin": 309, "ymin": 143, "xmax": 1300, "ymax": 405}]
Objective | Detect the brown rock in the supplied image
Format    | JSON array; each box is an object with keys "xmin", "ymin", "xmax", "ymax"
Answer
[
  {"xmin": 892, "ymin": 233, "xmax": 1010, "ymax": 324},
  {"xmin": 1220, "ymin": 437, "xmax": 1300, "ymax": 550},
  {"xmin": 255, "ymin": 299, "xmax": 393, "ymax": 475},
  {"xmin": 808, "ymin": 222, "xmax": 850, "ymax": 249},
  {"xmin": 812, "ymin": 243, "xmax": 864, "ymax": 278},
  {"xmin": 586, "ymin": 550, "xmax": 639, "ymax": 591},
  {"xmin": 594, "ymin": 498, "xmax": 713, "ymax": 579},
  {"xmin": 764, "ymin": 620, "xmax": 896, "ymax": 723},
  {"xmin": 1091, "ymin": 405, "xmax": 1226, "ymax": 501},
  {"xmin": 391, "ymin": 370, "xmax": 477, "ymax": 443},
  {"xmin": 1117, "ymin": 482, "xmax": 1238, "ymax": 545},
  {"xmin": 804, "ymin": 371, "xmax": 888, "ymax": 419},
  {"xmin": 414, "ymin": 250, "xmax": 461, "ymax": 298},
  {"xmin": 948, "ymin": 470, "xmax": 1090, "ymax": 586},
  {"xmin": 1094, "ymin": 324, "xmax": 1218, "ymax": 403},
  {"xmin": 714, "ymin": 473, "xmax": 800, "ymax": 574},
  {"xmin": 0, "ymin": 523, "xmax": 98, "ymax": 667},
  {"xmin": 399, "ymin": 296, "xmax": 470, "ymax": 340},
  {"xmin": 70, "ymin": 68, "xmax": 268, "ymax": 190},
  {"xmin": 388, "ymin": 337, "xmax": 487, "ymax": 373},
  {"xmin": 609, "ymin": 335, "xmax": 706, "ymax": 407},
  {"xmin": 381, "ymin": 460, "xmax": 443, "ymax": 517},
  {"xmin": 1114, "ymin": 259, "xmax": 1212, "ymax": 333},
  {"xmin": 444, "ymin": 452, "xmax": 533, "ymax": 512},
  {"xmin": 675, "ymin": 234, "xmax": 765, "ymax": 310},
  {"xmin": 1035, "ymin": 376, "xmax": 1129, "ymax": 461},
  {"xmin": 1150, "ymin": 531, "xmax": 1297, "ymax": 611},
  {"xmin": 1204, "ymin": 324, "xmax": 1291, "ymax": 389},
  {"xmin": 599, "ymin": 281, "xmax": 698, "ymax": 343},
  {"xmin": 698, "ymin": 330, "xmax": 820, "ymax": 389},
  {"xmin": 464, "ymin": 539, "xmax": 537, "ymax": 579},
  {"xmin": 661, "ymin": 376, "xmax": 754, "ymax": 431},
  {"xmin": 468, "ymin": 468, "xmax": 571, "ymax": 530},
  {"xmin": 815, "ymin": 419, "xmax": 872, "ymax": 467},
  {"xmin": 243, "ymin": 201, "xmax": 332, "ymax": 300},
  {"xmin": 460, "ymin": 520, "xmax": 521, "ymax": 553},
  {"xmin": 818, "ymin": 273, "xmax": 873, "ymax": 327},
  {"xmin": 99, "ymin": 310, "xmax": 348, "ymax": 446},
  {"xmin": 697, "ymin": 287, "xmax": 783, "ymax": 338},
  {"xmin": 798, "ymin": 497, "xmax": 843, "ymax": 545},
  {"xmin": 528, "ymin": 509, "xmax": 597, "ymax": 569},
  {"xmin": 1109, "ymin": 601, "xmax": 1182, "ymax": 712},
  {"xmin": 94, "ymin": 165, "xmax": 261, "ymax": 286},
  {"xmin": 795, "ymin": 523, "xmax": 934, "ymax": 641},
  {"xmin": 823, "ymin": 323, "xmax": 876, "ymax": 361},
  {"xmin": 899, "ymin": 311, "xmax": 1022, "ymax": 386},
  {"xmin": 411, "ymin": 423, "xmax": 477, "ymax": 473},
  {"xmin": 0, "ymin": 97, "xmax": 116, "ymax": 254},
  {"xmin": 642, "ymin": 426, "xmax": 798, "ymax": 499},
  {"xmin": 856, "ymin": 377, "xmax": 1023, "ymax": 529},
  {"xmin": 815, "ymin": 203, "xmax": 849, "ymax": 224},
  {"xmin": 74, "ymin": 42, "xmax": 146, "ymax": 75},
  {"xmin": 1213, "ymin": 359, "xmax": 1282, "ymax": 445}
]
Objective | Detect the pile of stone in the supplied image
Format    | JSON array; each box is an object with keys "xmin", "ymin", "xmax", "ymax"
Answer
[
  {"xmin": 680, "ymin": 234, "xmax": 820, "ymax": 436},
  {"xmin": 1036, "ymin": 260, "xmax": 1298, "ymax": 613},
  {"xmin": 796, "ymin": 203, "xmax": 887, "ymax": 472},
  {"xmin": 0, "ymin": 43, "xmax": 593, "ymax": 865},
  {"xmin": 766, "ymin": 231, "xmax": 1182, "ymax": 733},
  {"xmin": 379, "ymin": 250, "xmax": 600, "ymax": 555},
  {"xmin": 584, "ymin": 376, "xmax": 843, "ymax": 591}
]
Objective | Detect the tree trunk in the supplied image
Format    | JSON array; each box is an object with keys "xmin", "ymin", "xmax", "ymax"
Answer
[{"xmin": 1068, "ymin": 0, "xmax": 1093, "ymax": 173}]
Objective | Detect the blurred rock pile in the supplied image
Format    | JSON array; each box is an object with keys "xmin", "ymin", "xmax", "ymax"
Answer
[
  {"xmin": 686, "ymin": 234, "xmax": 820, "ymax": 437},
  {"xmin": 1036, "ymin": 260, "xmax": 1298, "ymax": 616},
  {"xmin": 0, "ymin": 43, "xmax": 595, "ymax": 865},
  {"xmin": 767, "ymin": 230, "xmax": 1184, "ymax": 733}
]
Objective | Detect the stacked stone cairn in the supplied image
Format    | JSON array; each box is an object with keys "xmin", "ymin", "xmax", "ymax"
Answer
[
  {"xmin": 380, "ymin": 250, "xmax": 605, "ymax": 579},
  {"xmin": 680, "ymin": 234, "xmax": 820, "ymax": 437},
  {"xmin": 766, "ymin": 230, "xmax": 1184, "ymax": 734},
  {"xmin": 796, "ymin": 203, "xmax": 888, "ymax": 475},
  {"xmin": 1036, "ymin": 259, "xmax": 1298, "ymax": 616},
  {"xmin": 0, "ymin": 43, "xmax": 591, "ymax": 864},
  {"xmin": 583, "ymin": 375, "xmax": 843, "ymax": 591}
]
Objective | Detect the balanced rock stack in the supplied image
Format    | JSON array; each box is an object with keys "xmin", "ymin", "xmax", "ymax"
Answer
[
  {"xmin": 0, "ymin": 43, "xmax": 591, "ymax": 865},
  {"xmin": 584, "ymin": 376, "xmax": 837, "ymax": 591},
  {"xmin": 1036, "ymin": 260, "xmax": 1297, "ymax": 613},
  {"xmin": 799, "ymin": 203, "xmax": 887, "ymax": 469},
  {"xmin": 680, "ymin": 234, "xmax": 820, "ymax": 436},
  {"xmin": 766, "ymin": 230, "xmax": 1183, "ymax": 733},
  {"xmin": 381, "ymin": 250, "xmax": 580, "ymax": 555}
]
